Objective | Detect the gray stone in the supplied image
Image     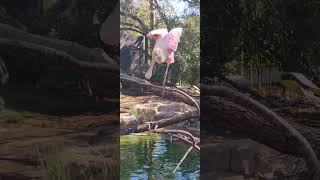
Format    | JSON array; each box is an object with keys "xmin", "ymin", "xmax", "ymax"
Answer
[
  {"xmin": 130, "ymin": 106, "xmax": 157, "ymax": 123},
  {"xmin": 255, "ymin": 155, "xmax": 273, "ymax": 174},
  {"xmin": 230, "ymin": 145, "xmax": 257, "ymax": 174},
  {"xmin": 157, "ymin": 103, "xmax": 187, "ymax": 112},
  {"xmin": 120, "ymin": 113, "xmax": 138, "ymax": 125},
  {"xmin": 202, "ymin": 139, "xmax": 274, "ymax": 177},
  {"xmin": 201, "ymin": 143, "xmax": 232, "ymax": 172}
]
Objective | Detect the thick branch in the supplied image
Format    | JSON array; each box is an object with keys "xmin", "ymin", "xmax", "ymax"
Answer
[
  {"xmin": 0, "ymin": 38, "xmax": 118, "ymax": 72},
  {"xmin": 120, "ymin": 12, "xmax": 149, "ymax": 32},
  {"xmin": 202, "ymin": 85, "xmax": 320, "ymax": 176},
  {"xmin": 223, "ymin": 76, "xmax": 281, "ymax": 108},
  {"xmin": 120, "ymin": 73, "xmax": 200, "ymax": 111},
  {"xmin": 121, "ymin": 110, "xmax": 198, "ymax": 135},
  {"xmin": 0, "ymin": 23, "xmax": 119, "ymax": 99},
  {"xmin": 0, "ymin": 22, "xmax": 117, "ymax": 65}
]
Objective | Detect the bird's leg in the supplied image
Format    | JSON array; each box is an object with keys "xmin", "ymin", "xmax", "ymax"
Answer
[
  {"xmin": 162, "ymin": 63, "xmax": 170, "ymax": 86},
  {"xmin": 162, "ymin": 63, "xmax": 170, "ymax": 98}
]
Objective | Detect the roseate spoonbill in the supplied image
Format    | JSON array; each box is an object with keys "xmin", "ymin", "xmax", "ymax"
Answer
[{"xmin": 145, "ymin": 28, "xmax": 183, "ymax": 86}]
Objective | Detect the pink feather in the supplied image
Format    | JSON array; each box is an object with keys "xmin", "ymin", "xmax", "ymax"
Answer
[
  {"xmin": 145, "ymin": 28, "xmax": 183, "ymax": 80},
  {"xmin": 164, "ymin": 28, "xmax": 183, "ymax": 53}
]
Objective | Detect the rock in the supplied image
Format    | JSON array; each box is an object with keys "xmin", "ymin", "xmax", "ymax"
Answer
[
  {"xmin": 154, "ymin": 111, "xmax": 176, "ymax": 120},
  {"xmin": 120, "ymin": 113, "xmax": 139, "ymax": 134},
  {"xmin": 230, "ymin": 145, "xmax": 257, "ymax": 174},
  {"xmin": 130, "ymin": 105, "xmax": 157, "ymax": 123},
  {"xmin": 128, "ymin": 101, "xmax": 194, "ymax": 124},
  {"xmin": 157, "ymin": 103, "xmax": 188, "ymax": 112},
  {"xmin": 120, "ymin": 113, "xmax": 138, "ymax": 126},
  {"xmin": 255, "ymin": 155, "xmax": 273, "ymax": 174},
  {"xmin": 201, "ymin": 171, "xmax": 246, "ymax": 180},
  {"xmin": 201, "ymin": 143, "xmax": 232, "ymax": 172},
  {"xmin": 0, "ymin": 128, "xmax": 8, "ymax": 133},
  {"xmin": 201, "ymin": 139, "xmax": 274, "ymax": 177}
]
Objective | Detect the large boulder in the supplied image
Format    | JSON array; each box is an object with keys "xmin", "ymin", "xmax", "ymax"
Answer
[{"xmin": 201, "ymin": 139, "xmax": 273, "ymax": 178}]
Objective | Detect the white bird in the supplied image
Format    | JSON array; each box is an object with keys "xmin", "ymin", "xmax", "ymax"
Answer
[{"xmin": 145, "ymin": 28, "xmax": 183, "ymax": 86}]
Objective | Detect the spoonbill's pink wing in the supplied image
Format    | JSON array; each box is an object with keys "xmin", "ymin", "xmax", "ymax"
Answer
[
  {"xmin": 165, "ymin": 28, "xmax": 183, "ymax": 53},
  {"xmin": 147, "ymin": 29, "xmax": 168, "ymax": 40},
  {"xmin": 166, "ymin": 52, "xmax": 175, "ymax": 64}
]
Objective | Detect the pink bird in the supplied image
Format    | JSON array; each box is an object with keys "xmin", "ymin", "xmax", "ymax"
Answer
[{"xmin": 145, "ymin": 28, "xmax": 183, "ymax": 86}]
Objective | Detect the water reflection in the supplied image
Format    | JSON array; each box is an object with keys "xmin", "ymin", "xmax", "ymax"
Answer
[{"xmin": 120, "ymin": 134, "xmax": 200, "ymax": 180}]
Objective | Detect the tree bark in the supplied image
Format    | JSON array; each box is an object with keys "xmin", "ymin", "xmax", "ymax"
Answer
[
  {"xmin": 0, "ymin": 23, "xmax": 117, "ymax": 65},
  {"xmin": 0, "ymin": 23, "xmax": 119, "ymax": 99},
  {"xmin": 149, "ymin": 0, "xmax": 155, "ymax": 53},
  {"xmin": 120, "ymin": 73, "xmax": 200, "ymax": 110},
  {"xmin": 202, "ymin": 85, "xmax": 320, "ymax": 176},
  {"xmin": 223, "ymin": 76, "xmax": 280, "ymax": 108},
  {"xmin": 121, "ymin": 110, "xmax": 199, "ymax": 135}
]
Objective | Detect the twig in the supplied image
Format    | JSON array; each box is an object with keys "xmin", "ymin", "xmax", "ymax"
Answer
[
  {"xmin": 151, "ymin": 129, "xmax": 200, "ymax": 151},
  {"xmin": 172, "ymin": 146, "xmax": 194, "ymax": 173},
  {"xmin": 146, "ymin": 125, "xmax": 200, "ymax": 174}
]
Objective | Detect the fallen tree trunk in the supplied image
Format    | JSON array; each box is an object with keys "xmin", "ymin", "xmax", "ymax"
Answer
[
  {"xmin": 120, "ymin": 73, "xmax": 200, "ymax": 111},
  {"xmin": 136, "ymin": 111, "xmax": 199, "ymax": 133},
  {"xmin": 223, "ymin": 76, "xmax": 281, "ymax": 108},
  {"xmin": 0, "ymin": 23, "xmax": 119, "ymax": 99},
  {"xmin": 0, "ymin": 23, "xmax": 117, "ymax": 65},
  {"xmin": 202, "ymin": 85, "xmax": 320, "ymax": 177},
  {"xmin": 120, "ymin": 74, "xmax": 199, "ymax": 135},
  {"xmin": 121, "ymin": 110, "xmax": 199, "ymax": 135},
  {"xmin": 0, "ymin": 39, "xmax": 118, "ymax": 72},
  {"xmin": 120, "ymin": 76, "xmax": 320, "ymax": 167}
]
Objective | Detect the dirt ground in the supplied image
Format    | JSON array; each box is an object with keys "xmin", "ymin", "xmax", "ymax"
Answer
[{"xmin": 0, "ymin": 86, "xmax": 119, "ymax": 180}]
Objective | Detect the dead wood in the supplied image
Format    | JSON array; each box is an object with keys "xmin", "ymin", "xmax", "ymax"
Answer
[
  {"xmin": 121, "ymin": 110, "xmax": 199, "ymax": 135},
  {"xmin": 137, "ymin": 110, "xmax": 198, "ymax": 131},
  {"xmin": 120, "ymin": 73, "xmax": 200, "ymax": 112},
  {"xmin": 0, "ymin": 22, "xmax": 117, "ymax": 65},
  {"xmin": 0, "ymin": 23, "xmax": 120, "ymax": 99},
  {"xmin": 202, "ymin": 85, "xmax": 320, "ymax": 177}
]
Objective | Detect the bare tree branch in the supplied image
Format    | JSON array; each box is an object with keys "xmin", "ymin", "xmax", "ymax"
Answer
[
  {"xmin": 147, "ymin": 0, "xmax": 172, "ymax": 31},
  {"xmin": 120, "ymin": 27, "xmax": 146, "ymax": 36},
  {"xmin": 120, "ymin": 12, "xmax": 149, "ymax": 32},
  {"xmin": 120, "ymin": 73, "xmax": 200, "ymax": 111},
  {"xmin": 202, "ymin": 85, "xmax": 320, "ymax": 177}
]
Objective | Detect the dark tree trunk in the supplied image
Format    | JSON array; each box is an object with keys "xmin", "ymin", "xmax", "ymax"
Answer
[
  {"xmin": 202, "ymin": 85, "xmax": 320, "ymax": 176},
  {"xmin": 0, "ymin": 22, "xmax": 119, "ymax": 99}
]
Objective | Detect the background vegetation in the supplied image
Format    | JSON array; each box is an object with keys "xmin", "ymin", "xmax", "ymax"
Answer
[
  {"xmin": 120, "ymin": 0, "xmax": 200, "ymax": 85},
  {"xmin": 202, "ymin": 0, "xmax": 320, "ymax": 85}
]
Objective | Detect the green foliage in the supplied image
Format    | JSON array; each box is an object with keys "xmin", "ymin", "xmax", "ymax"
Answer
[
  {"xmin": 280, "ymin": 80, "xmax": 303, "ymax": 95},
  {"xmin": 312, "ymin": 87, "xmax": 320, "ymax": 97},
  {"xmin": 1, "ymin": 0, "xmax": 115, "ymax": 47},
  {"xmin": 129, "ymin": 106, "xmax": 156, "ymax": 124},
  {"xmin": 223, "ymin": 60, "xmax": 238, "ymax": 74},
  {"xmin": 201, "ymin": 0, "xmax": 320, "ymax": 82},
  {"xmin": 0, "ymin": 5, "xmax": 27, "ymax": 30},
  {"xmin": 37, "ymin": 145, "xmax": 71, "ymax": 180},
  {"xmin": 121, "ymin": 0, "xmax": 200, "ymax": 85},
  {"xmin": 172, "ymin": 14, "xmax": 200, "ymax": 85}
]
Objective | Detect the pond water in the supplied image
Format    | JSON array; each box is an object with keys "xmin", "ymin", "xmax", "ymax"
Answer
[{"xmin": 120, "ymin": 134, "xmax": 200, "ymax": 180}]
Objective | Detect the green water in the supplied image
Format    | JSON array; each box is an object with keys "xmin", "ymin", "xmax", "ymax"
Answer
[{"xmin": 120, "ymin": 134, "xmax": 200, "ymax": 180}]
